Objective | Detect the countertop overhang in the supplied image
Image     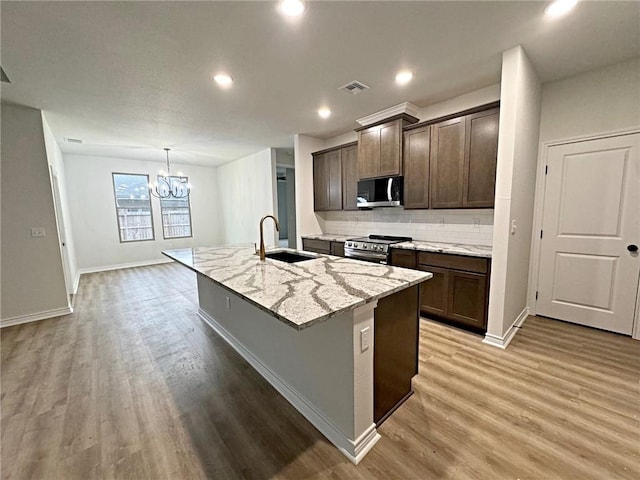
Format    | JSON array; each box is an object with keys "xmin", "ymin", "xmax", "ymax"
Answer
[{"xmin": 163, "ymin": 246, "xmax": 431, "ymax": 330}]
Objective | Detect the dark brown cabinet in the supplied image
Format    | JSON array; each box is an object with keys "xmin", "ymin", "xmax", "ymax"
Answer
[
  {"xmin": 389, "ymin": 248, "xmax": 491, "ymax": 332},
  {"xmin": 430, "ymin": 117, "xmax": 466, "ymax": 209},
  {"xmin": 374, "ymin": 285, "xmax": 420, "ymax": 425},
  {"xmin": 357, "ymin": 115, "xmax": 418, "ymax": 180},
  {"xmin": 302, "ymin": 238, "xmax": 345, "ymax": 257},
  {"xmin": 403, "ymin": 125, "xmax": 431, "ymax": 209},
  {"xmin": 341, "ymin": 143, "xmax": 359, "ymax": 211},
  {"xmin": 312, "ymin": 142, "xmax": 358, "ymax": 211},
  {"xmin": 402, "ymin": 104, "xmax": 499, "ymax": 210},
  {"xmin": 464, "ymin": 108, "xmax": 500, "ymax": 208},
  {"xmin": 313, "ymin": 149, "xmax": 342, "ymax": 211},
  {"xmin": 389, "ymin": 249, "xmax": 417, "ymax": 269}
]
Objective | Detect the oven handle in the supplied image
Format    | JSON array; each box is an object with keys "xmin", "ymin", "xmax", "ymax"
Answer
[{"xmin": 344, "ymin": 250, "xmax": 388, "ymax": 264}]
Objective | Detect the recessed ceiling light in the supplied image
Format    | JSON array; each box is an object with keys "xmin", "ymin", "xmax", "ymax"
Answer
[
  {"xmin": 544, "ymin": 0, "xmax": 579, "ymax": 17},
  {"xmin": 213, "ymin": 73, "xmax": 233, "ymax": 88},
  {"xmin": 279, "ymin": 0, "xmax": 305, "ymax": 17},
  {"xmin": 395, "ymin": 70, "xmax": 414, "ymax": 85},
  {"xmin": 318, "ymin": 108, "xmax": 331, "ymax": 119}
]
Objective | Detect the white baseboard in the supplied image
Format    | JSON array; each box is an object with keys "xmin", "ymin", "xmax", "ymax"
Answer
[
  {"xmin": 483, "ymin": 307, "xmax": 529, "ymax": 349},
  {"xmin": 1, "ymin": 306, "xmax": 73, "ymax": 329},
  {"xmin": 72, "ymin": 271, "xmax": 81, "ymax": 295},
  {"xmin": 78, "ymin": 258, "xmax": 172, "ymax": 275},
  {"xmin": 197, "ymin": 308, "xmax": 380, "ymax": 465}
]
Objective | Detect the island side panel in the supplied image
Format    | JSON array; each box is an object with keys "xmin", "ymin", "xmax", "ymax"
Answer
[{"xmin": 195, "ymin": 272, "xmax": 377, "ymax": 462}]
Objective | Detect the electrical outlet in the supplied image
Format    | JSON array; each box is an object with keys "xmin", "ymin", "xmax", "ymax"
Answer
[
  {"xmin": 437, "ymin": 217, "xmax": 445, "ymax": 228},
  {"xmin": 473, "ymin": 218, "xmax": 480, "ymax": 229},
  {"xmin": 30, "ymin": 227, "xmax": 46, "ymax": 237},
  {"xmin": 511, "ymin": 220, "xmax": 518, "ymax": 235},
  {"xmin": 360, "ymin": 326, "xmax": 370, "ymax": 352}
]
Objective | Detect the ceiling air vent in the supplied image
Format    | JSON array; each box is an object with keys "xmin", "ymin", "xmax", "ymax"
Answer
[
  {"xmin": 339, "ymin": 80, "xmax": 370, "ymax": 95},
  {"xmin": 63, "ymin": 137, "xmax": 83, "ymax": 144}
]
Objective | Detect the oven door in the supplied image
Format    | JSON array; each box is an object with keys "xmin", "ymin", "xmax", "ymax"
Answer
[{"xmin": 344, "ymin": 249, "xmax": 388, "ymax": 264}]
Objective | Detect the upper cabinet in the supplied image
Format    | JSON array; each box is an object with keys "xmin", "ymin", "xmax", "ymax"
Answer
[
  {"xmin": 430, "ymin": 117, "xmax": 466, "ymax": 208},
  {"xmin": 403, "ymin": 125, "xmax": 431, "ymax": 209},
  {"xmin": 403, "ymin": 104, "xmax": 500, "ymax": 210},
  {"xmin": 356, "ymin": 114, "xmax": 418, "ymax": 179},
  {"xmin": 341, "ymin": 143, "xmax": 359, "ymax": 211},
  {"xmin": 313, "ymin": 148, "xmax": 342, "ymax": 211},
  {"xmin": 463, "ymin": 108, "xmax": 500, "ymax": 208},
  {"xmin": 312, "ymin": 142, "xmax": 358, "ymax": 212}
]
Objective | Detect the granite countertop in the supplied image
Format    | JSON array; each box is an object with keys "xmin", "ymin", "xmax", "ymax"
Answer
[
  {"xmin": 163, "ymin": 246, "xmax": 431, "ymax": 330},
  {"xmin": 301, "ymin": 234, "xmax": 352, "ymax": 242},
  {"xmin": 392, "ymin": 240, "xmax": 492, "ymax": 258}
]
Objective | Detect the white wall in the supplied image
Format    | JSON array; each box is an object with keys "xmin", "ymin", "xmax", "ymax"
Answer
[
  {"xmin": 1, "ymin": 104, "xmax": 69, "ymax": 322},
  {"xmin": 486, "ymin": 46, "xmax": 542, "ymax": 345},
  {"xmin": 42, "ymin": 113, "xmax": 79, "ymax": 293},
  {"xmin": 294, "ymin": 134, "xmax": 326, "ymax": 248},
  {"xmin": 216, "ymin": 148, "xmax": 278, "ymax": 247},
  {"xmin": 64, "ymin": 154, "xmax": 222, "ymax": 271},
  {"xmin": 539, "ymin": 57, "xmax": 640, "ymax": 143}
]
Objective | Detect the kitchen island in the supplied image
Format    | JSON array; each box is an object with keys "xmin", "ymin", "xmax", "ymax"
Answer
[{"xmin": 163, "ymin": 246, "xmax": 431, "ymax": 464}]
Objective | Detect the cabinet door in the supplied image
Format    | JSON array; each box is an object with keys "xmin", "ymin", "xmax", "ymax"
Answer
[
  {"xmin": 390, "ymin": 249, "xmax": 417, "ymax": 269},
  {"xmin": 341, "ymin": 144, "xmax": 359, "ymax": 210},
  {"xmin": 379, "ymin": 120, "xmax": 402, "ymax": 176},
  {"xmin": 313, "ymin": 153, "xmax": 328, "ymax": 211},
  {"xmin": 326, "ymin": 149, "xmax": 342, "ymax": 211},
  {"xmin": 430, "ymin": 117, "xmax": 465, "ymax": 208},
  {"xmin": 448, "ymin": 271, "xmax": 487, "ymax": 329},
  {"xmin": 419, "ymin": 266, "xmax": 449, "ymax": 317},
  {"xmin": 464, "ymin": 108, "xmax": 499, "ymax": 208},
  {"xmin": 403, "ymin": 126, "xmax": 431, "ymax": 209},
  {"xmin": 330, "ymin": 241, "xmax": 345, "ymax": 257},
  {"xmin": 302, "ymin": 238, "xmax": 331, "ymax": 254},
  {"xmin": 358, "ymin": 127, "xmax": 379, "ymax": 179}
]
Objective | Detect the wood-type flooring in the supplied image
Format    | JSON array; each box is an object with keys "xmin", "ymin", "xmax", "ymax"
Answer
[{"xmin": 1, "ymin": 263, "xmax": 638, "ymax": 479}]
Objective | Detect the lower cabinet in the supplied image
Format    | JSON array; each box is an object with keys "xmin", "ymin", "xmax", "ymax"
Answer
[
  {"xmin": 302, "ymin": 238, "xmax": 345, "ymax": 257},
  {"xmin": 374, "ymin": 285, "xmax": 419, "ymax": 425},
  {"xmin": 390, "ymin": 248, "xmax": 490, "ymax": 332}
]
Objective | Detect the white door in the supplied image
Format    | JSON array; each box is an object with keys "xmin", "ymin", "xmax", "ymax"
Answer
[{"xmin": 537, "ymin": 133, "xmax": 640, "ymax": 334}]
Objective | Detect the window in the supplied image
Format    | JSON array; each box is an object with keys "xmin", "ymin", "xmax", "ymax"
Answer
[
  {"xmin": 112, "ymin": 173, "xmax": 154, "ymax": 242},
  {"xmin": 159, "ymin": 176, "xmax": 192, "ymax": 238}
]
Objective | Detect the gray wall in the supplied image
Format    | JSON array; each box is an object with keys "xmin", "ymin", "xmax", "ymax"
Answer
[{"xmin": 1, "ymin": 104, "xmax": 69, "ymax": 321}]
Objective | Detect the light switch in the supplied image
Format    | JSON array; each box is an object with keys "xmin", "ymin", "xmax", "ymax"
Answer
[
  {"xmin": 31, "ymin": 227, "xmax": 46, "ymax": 237},
  {"xmin": 360, "ymin": 326, "xmax": 370, "ymax": 352}
]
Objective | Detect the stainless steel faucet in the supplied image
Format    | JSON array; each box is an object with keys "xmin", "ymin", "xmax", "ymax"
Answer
[{"xmin": 259, "ymin": 215, "xmax": 280, "ymax": 261}]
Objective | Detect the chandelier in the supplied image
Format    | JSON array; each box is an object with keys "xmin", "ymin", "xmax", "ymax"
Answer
[{"xmin": 149, "ymin": 148, "xmax": 191, "ymax": 199}]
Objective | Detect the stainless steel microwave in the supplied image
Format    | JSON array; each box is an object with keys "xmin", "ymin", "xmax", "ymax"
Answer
[{"xmin": 356, "ymin": 176, "xmax": 404, "ymax": 208}]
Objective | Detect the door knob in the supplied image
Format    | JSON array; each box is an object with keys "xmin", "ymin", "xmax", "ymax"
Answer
[{"xmin": 628, "ymin": 244, "xmax": 639, "ymax": 252}]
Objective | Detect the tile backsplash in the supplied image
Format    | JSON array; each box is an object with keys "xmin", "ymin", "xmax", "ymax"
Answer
[{"xmin": 317, "ymin": 208, "xmax": 493, "ymax": 246}]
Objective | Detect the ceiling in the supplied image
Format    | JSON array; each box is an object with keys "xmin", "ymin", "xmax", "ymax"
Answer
[{"xmin": 1, "ymin": 1, "xmax": 638, "ymax": 167}]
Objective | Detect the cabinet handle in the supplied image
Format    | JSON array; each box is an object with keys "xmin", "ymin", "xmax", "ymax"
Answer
[{"xmin": 628, "ymin": 244, "xmax": 638, "ymax": 252}]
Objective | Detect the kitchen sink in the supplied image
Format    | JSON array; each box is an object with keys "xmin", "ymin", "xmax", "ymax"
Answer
[{"xmin": 264, "ymin": 251, "xmax": 316, "ymax": 263}]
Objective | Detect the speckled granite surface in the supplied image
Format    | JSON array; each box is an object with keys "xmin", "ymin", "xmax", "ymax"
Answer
[
  {"xmin": 301, "ymin": 234, "xmax": 352, "ymax": 242},
  {"xmin": 393, "ymin": 241, "xmax": 492, "ymax": 258},
  {"xmin": 163, "ymin": 246, "xmax": 431, "ymax": 330}
]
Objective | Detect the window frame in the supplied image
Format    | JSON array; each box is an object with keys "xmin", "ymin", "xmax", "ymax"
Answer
[
  {"xmin": 158, "ymin": 175, "xmax": 193, "ymax": 240},
  {"xmin": 111, "ymin": 172, "xmax": 155, "ymax": 243}
]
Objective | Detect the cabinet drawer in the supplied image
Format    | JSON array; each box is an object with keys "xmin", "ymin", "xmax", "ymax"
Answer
[
  {"xmin": 302, "ymin": 238, "xmax": 331, "ymax": 254},
  {"xmin": 390, "ymin": 249, "xmax": 417, "ymax": 269},
  {"xmin": 330, "ymin": 242, "xmax": 345, "ymax": 257},
  {"xmin": 417, "ymin": 251, "xmax": 488, "ymax": 274}
]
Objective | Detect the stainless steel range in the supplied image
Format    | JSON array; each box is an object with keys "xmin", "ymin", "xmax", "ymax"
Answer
[{"xmin": 344, "ymin": 235, "xmax": 412, "ymax": 264}]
